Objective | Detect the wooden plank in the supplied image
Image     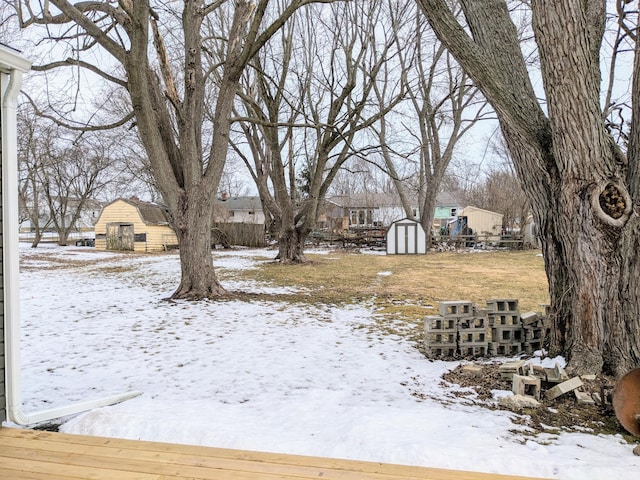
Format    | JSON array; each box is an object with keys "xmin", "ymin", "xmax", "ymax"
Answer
[
  {"xmin": 0, "ymin": 429, "xmax": 550, "ymax": 480},
  {"xmin": 0, "ymin": 467, "xmax": 89, "ymax": 480},
  {"xmin": 0, "ymin": 455, "xmax": 162, "ymax": 480},
  {"xmin": 0, "ymin": 442, "xmax": 446, "ymax": 480}
]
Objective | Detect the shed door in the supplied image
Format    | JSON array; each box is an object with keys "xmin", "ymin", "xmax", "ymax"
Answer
[
  {"xmin": 396, "ymin": 223, "xmax": 417, "ymax": 254},
  {"xmin": 106, "ymin": 223, "xmax": 134, "ymax": 251}
]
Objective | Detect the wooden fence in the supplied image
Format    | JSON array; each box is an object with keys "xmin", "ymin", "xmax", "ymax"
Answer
[{"xmin": 213, "ymin": 223, "xmax": 267, "ymax": 248}]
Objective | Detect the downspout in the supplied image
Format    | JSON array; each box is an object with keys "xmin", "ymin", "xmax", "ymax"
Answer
[{"xmin": 2, "ymin": 68, "xmax": 141, "ymax": 426}]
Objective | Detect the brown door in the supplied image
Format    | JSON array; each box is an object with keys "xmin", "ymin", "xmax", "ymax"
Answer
[{"xmin": 106, "ymin": 223, "xmax": 135, "ymax": 251}]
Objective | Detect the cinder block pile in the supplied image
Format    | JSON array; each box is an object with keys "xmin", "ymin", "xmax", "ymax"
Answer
[{"xmin": 423, "ymin": 298, "xmax": 550, "ymax": 360}]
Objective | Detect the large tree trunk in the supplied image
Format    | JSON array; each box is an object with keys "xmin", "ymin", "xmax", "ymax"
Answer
[
  {"xmin": 420, "ymin": 187, "xmax": 438, "ymax": 250},
  {"xmin": 171, "ymin": 187, "xmax": 225, "ymax": 299},
  {"xmin": 530, "ymin": 0, "xmax": 640, "ymax": 376},
  {"xmin": 417, "ymin": 0, "xmax": 640, "ymax": 375},
  {"xmin": 277, "ymin": 226, "xmax": 308, "ymax": 264}
]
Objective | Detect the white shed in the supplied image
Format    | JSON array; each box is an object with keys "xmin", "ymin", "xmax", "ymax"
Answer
[{"xmin": 386, "ymin": 218, "xmax": 428, "ymax": 255}]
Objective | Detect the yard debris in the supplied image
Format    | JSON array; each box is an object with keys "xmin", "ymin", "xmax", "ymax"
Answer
[
  {"xmin": 512, "ymin": 374, "xmax": 541, "ymax": 400},
  {"xmin": 546, "ymin": 377, "xmax": 584, "ymax": 400},
  {"xmin": 499, "ymin": 360, "xmax": 527, "ymax": 381},
  {"xmin": 499, "ymin": 393, "xmax": 541, "ymax": 409},
  {"xmin": 442, "ymin": 362, "xmax": 621, "ymax": 436},
  {"xmin": 543, "ymin": 363, "xmax": 569, "ymax": 383},
  {"xmin": 462, "ymin": 364, "xmax": 484, "ymax": 376},
  {"xmin": 574, "ymin": 391, "xmax": 596, "ymax": 405}
]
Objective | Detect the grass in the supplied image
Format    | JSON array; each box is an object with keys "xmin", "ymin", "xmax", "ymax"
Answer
[{"xmin": 231, "ymin": 249, "xmax": 550, "ymax": 344}]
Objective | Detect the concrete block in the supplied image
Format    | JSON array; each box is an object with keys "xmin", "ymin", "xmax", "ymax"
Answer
[
  {"xmin": 543, "ymin": 363, "xmax": 569, "ymax": 383},
  {"xmin": 499, "ymin": 360, "xmax": 526, "ymax": 380},
  {"xmin": 575, "ymin": 390, "xmax": 596, "ymax": 405},
  {"xmin": 530, "ymin": 364, "xmax": 545, "ymax": 377},
  {"xmin": 459, "ymin": 316, "xmax": 487, "ymax": 329},
  {"xmin": 425, "ymin": 344, "xmax": 457, "ymax": 359},
  {"xmin": 487, "ymin": 299, "xmax": 519, "ymax": 313},
  {"xmin": 459, "ymin": 330, "xmax": 487, "ymax": 344},
  {"xmin": 512, "ymin": 374, "xmax": 541, "ymax": 400},
  {"xmin": 425, "ymin": 332, "xmax": 456, "ymax": 345},
  {"xmin": 521, "ymin": 311, "xmax": 539, "ymax": 326},
  {"xmin": 523, "ymin": 326, "xmax": 543, "ymax": 341},
  {"xmin": 490, "ymin": 314, "xmax": 521, "ymax": 326},
  {"xmin": 492, "ymin": 325, "xmax": 524, "ymax": 343},
  {"xmin": 459, "ymin": 344, "xmax": 488, "ymax": 357},
  {"xmin": 580, "ymin": 374, "xmax": 597, "ymax": 381},
  {"xmin": 439, "ymin": 301, "xmax": 474, "ymax": 318},
  {"xmin": 546, "ymin": 376, "xmax": 584, "ymax": 400},
  {"xmin": 424, "ymin": 315, "xmax": 456, "ymax": 332},
  {"xmin": 462, "ymin": 364, "xmax": 484, "ymax": 376}
]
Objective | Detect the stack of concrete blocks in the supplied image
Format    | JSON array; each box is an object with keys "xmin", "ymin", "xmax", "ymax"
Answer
[
  {"xmin": 488, "ymin": 299, "xmax": 524, "ymax": 356},
  {"xmin": 423, "ymin": 301, "xmax": 489, "ymax": 359},
  {"xmin": 458, "ymin": 306, "xmax": 489, "ymax": 358},
  {"xmin": 520, "ymin": 311, "xmax": 546, "ymax": 354},
  {"xmin": 423, "ymin": 299, "xmax": 550, "ymax": 359}
]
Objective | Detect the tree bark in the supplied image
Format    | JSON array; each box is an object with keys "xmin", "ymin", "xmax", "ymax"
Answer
[
  {"xmin": 417, "ymin": 0, "xmax": 640, "ymax": 375},
  {"xmin": 171, "ymin": 186, "xmax": 225, "ymax": 298}
]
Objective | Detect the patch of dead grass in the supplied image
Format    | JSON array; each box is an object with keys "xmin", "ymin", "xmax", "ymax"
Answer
[{"xmin": 240, "ymin": 249, "xmax": 549, "ymax": 315}]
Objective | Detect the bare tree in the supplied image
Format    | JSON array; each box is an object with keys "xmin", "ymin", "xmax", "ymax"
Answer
[
  {"xmin": 339, "ymin": 2, "xmax": 494, "ymax": 247},
  {"xmin": 234, "ymin": 1, "xmax": 405, "ymax": 262},
  {"xmin": 417, "ymin": 0, "xmax": 640, "ymax": 375},
  {"xmin": 17, "ymin": 108, "xmax": 54, "ymax": 247},
  {"xmin": 18, "ymin": 105, "xmax": 119, "ymax": 246},
  {"xmin": 17, "ymin": 0, "xmax": 332, "ymax": 298},
  {"xmin": 40, "ymin": 135, "xmax": 113, "ymax": 246}
]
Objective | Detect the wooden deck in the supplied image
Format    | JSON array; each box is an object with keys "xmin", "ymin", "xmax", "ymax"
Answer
[{"xmin": 0, "ymin": 428, "xmax": 550, "ymax": 480}]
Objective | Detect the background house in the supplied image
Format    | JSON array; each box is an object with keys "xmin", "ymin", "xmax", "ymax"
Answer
[
  {"xmin": 325, "ymin": 192, "xmax": 413, "ymax": 230},
  {"xmin": 323, "ymin": 192, "xmax": 463, "ymax": 233},
  {"xmin": 433, "ymin": 192, "xmax": 464, "ymax": 232},
  {"xmin": 213, "ymin": 195, "xmax": 266, "ymax": 247},
  {"xmin": 94, "ymin": 198, "xmax": 178, "ymax": 252},
  {"xmin": 214, "ymin": 195, "xmax": 265, "ymax": 224},
  {"xmin": 19, "ymin": 197, "xmax": 103, "ymax": 242}
]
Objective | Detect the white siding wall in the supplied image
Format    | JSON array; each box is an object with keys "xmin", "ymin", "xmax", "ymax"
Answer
[{"xmin": 386, "ymin": 219, "xmax": 427, "ymax": 255}]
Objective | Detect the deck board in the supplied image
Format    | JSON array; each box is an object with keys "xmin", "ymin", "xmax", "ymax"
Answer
[{"xmin": 0, "ymin": 428, "xmax": 550, "ymax": 480}]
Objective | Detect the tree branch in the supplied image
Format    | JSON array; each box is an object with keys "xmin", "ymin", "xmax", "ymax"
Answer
[{"xmin": 32, "ymin": 58, "xmax": 127, "ymax": 87}]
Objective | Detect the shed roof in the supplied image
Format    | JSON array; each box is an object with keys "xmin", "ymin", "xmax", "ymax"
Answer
[
  {"xmin": 216, "ymin": 196, "xmax": 262, "ymax": 211},
  {"xmin": 461, "ymin": 205, "xmax": 503, "ymax": 218},
  {"xmin": 104, "ymin": 198, "xmax": 172, "ymax": 225}
]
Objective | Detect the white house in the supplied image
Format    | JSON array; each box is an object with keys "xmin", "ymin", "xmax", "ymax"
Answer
[{"xmin": 214, "ymin": 195, "xmax": 265, "ymax": 225}]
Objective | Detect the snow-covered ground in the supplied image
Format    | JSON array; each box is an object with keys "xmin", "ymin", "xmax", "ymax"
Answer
[{"xmin": 10, "ymin": 244, "xmax": 640, "ymax": 479}]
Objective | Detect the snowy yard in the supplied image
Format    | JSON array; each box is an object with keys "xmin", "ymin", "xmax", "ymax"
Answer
[{"xmin": 12, "ymin": 244, "xmax": 640, "ymax": 479}]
